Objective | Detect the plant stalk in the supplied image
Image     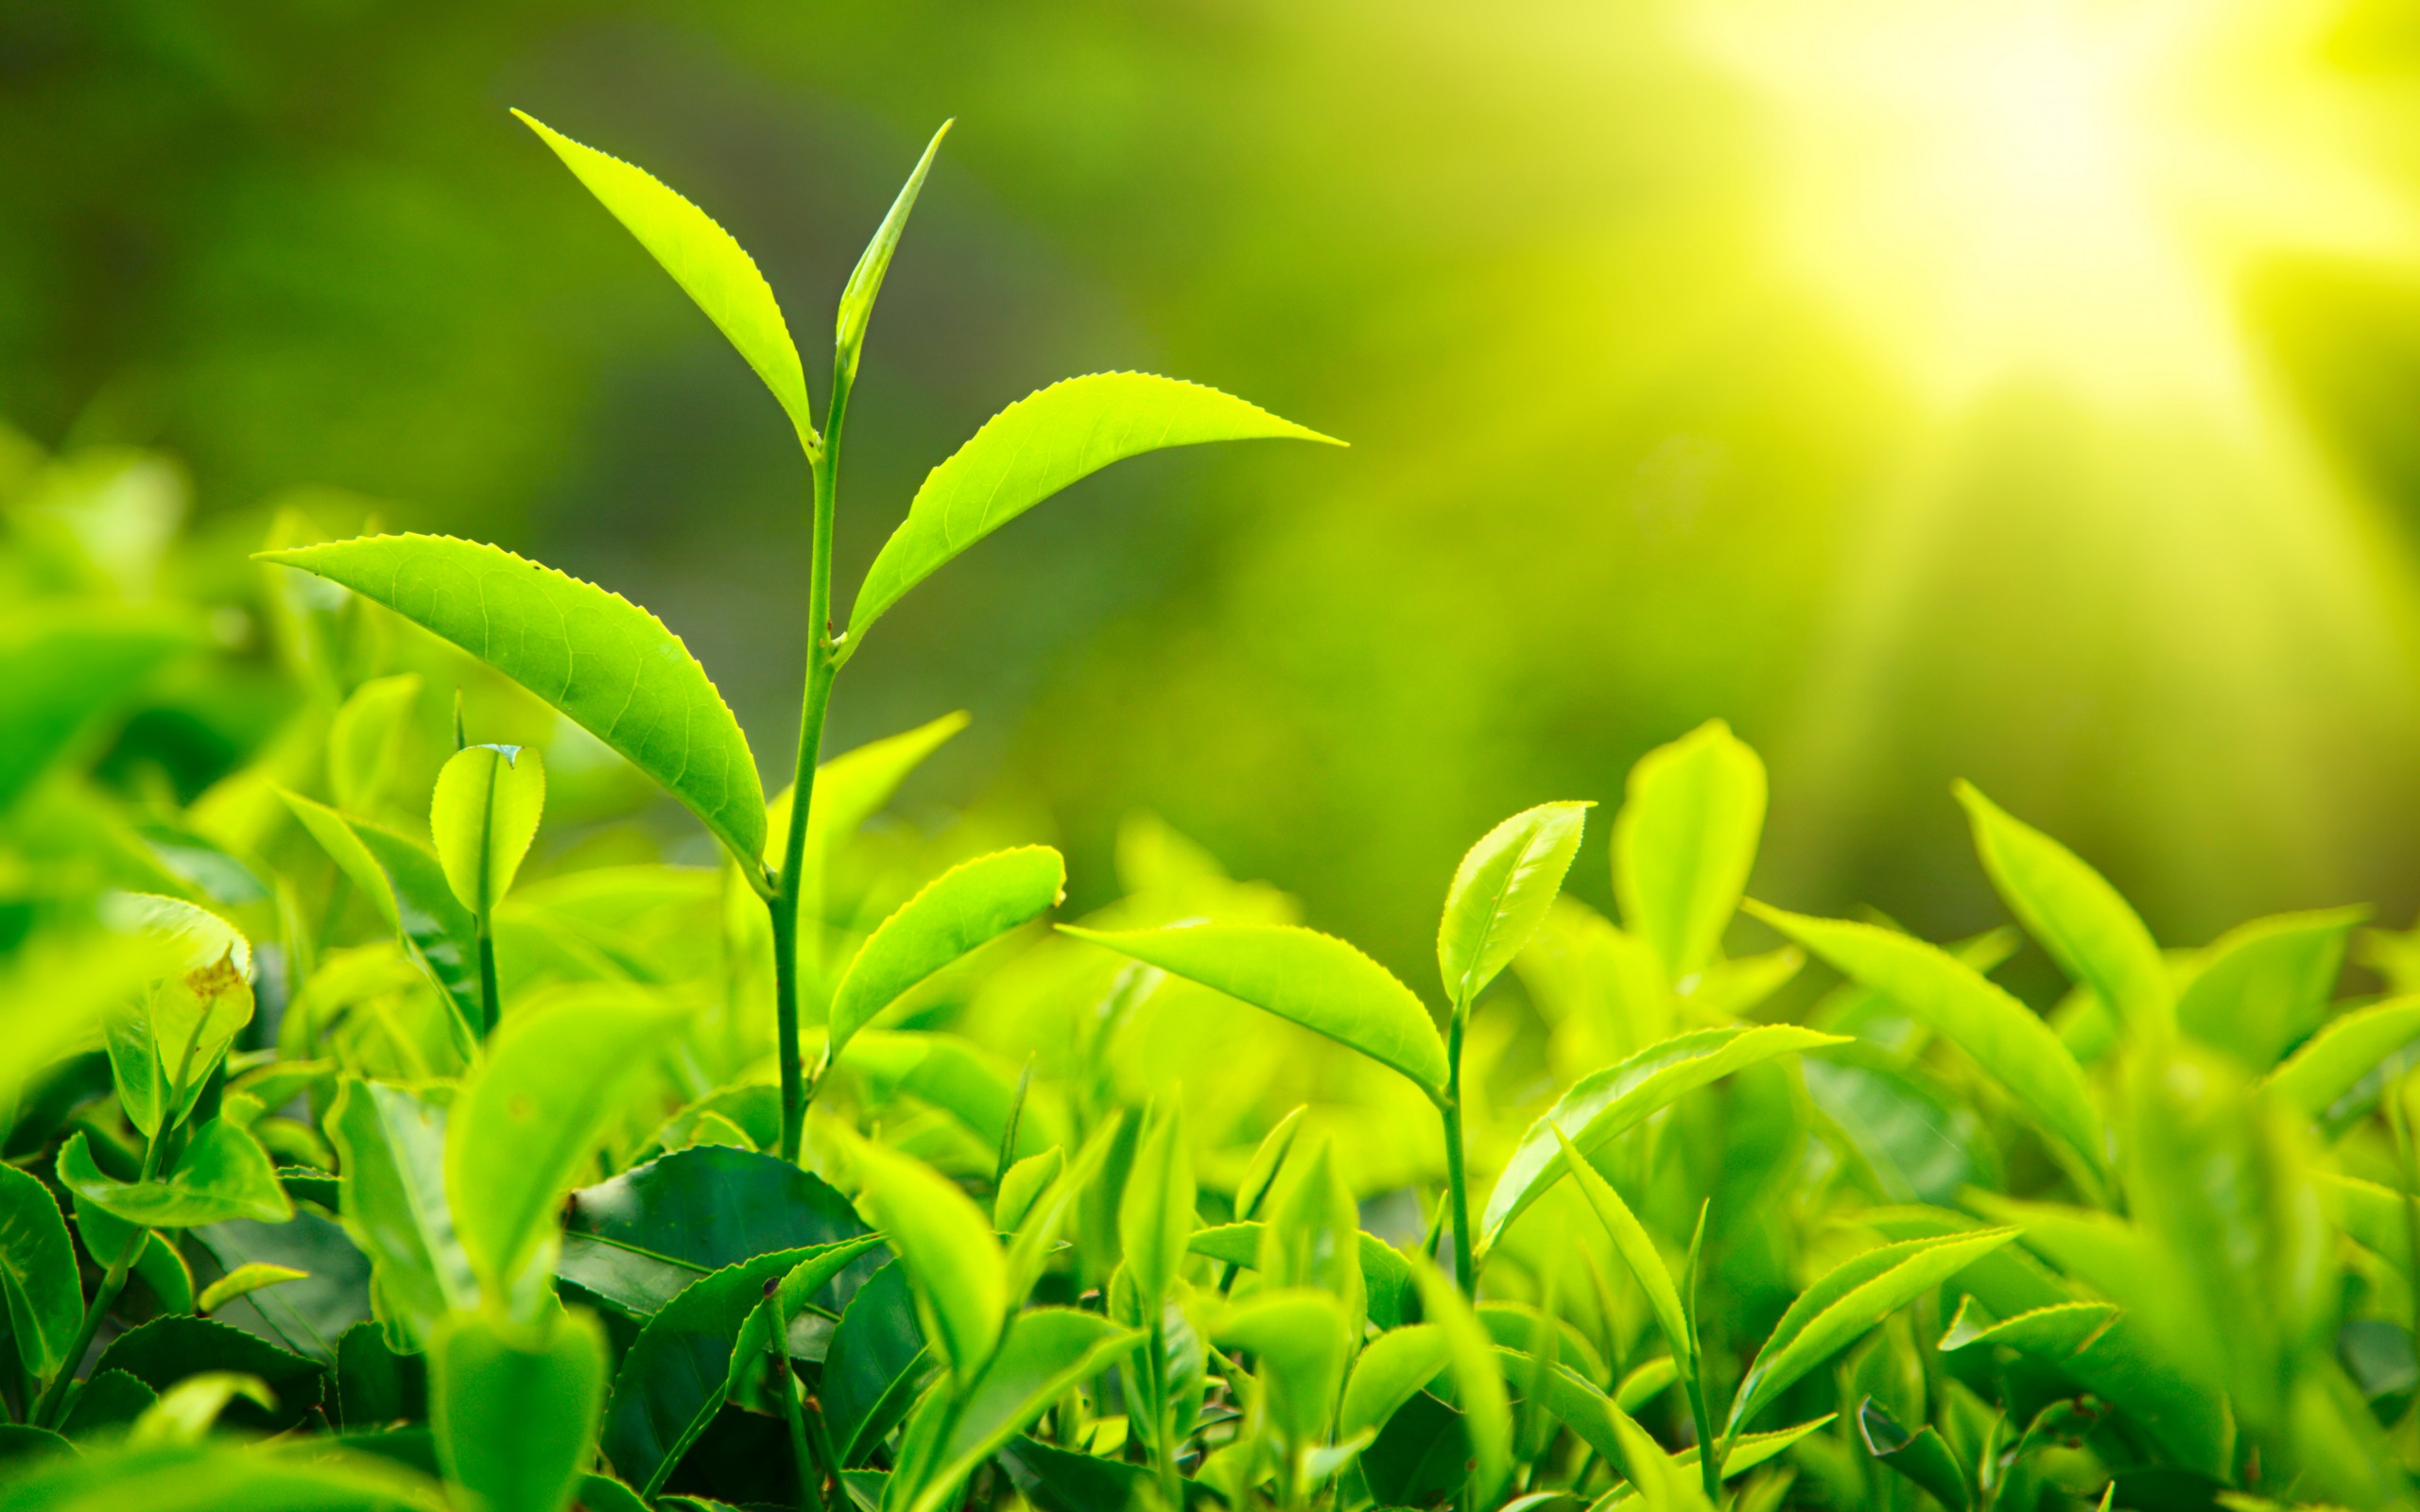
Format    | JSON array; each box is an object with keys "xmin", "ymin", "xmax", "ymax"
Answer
[
  {"xmin": 767, "ymin": 1293, "xmax": 826, "ymax": 1512},
  {"xmin": 1441, "ymin": 998, "xmax": 1476, "ymax": 1296},
  {"xmin": 771, "ymin": 371, "xmax": 852, "ymax": 1163},
  {"xmin": 1149, "ymin": 1311, "xmax": 1180, "ymax": 1509},
  {"xmin": 474, "ymin": 919, "xmax": 500, "ymax": 1039},
  {"xmin": 35, "ymin": 1128, "xmax": 169, "ymax": 1428}
]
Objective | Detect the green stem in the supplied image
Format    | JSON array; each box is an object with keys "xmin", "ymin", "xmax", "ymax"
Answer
[
  {"xmin": 1149, "ymin": 1312, "xmax": 1180, "ymax": 1508},
  {"xmin": 767, "ymin": 1294, "xmax": 826, "ymax": 1512},
  {"xmin": 474, "ymin": 917, "xmax": 500, "ymax": 1039},
  {"xmin": 1441, "ymin": 998, "xmax": 1475, "ymax": 1296},
  {"xmin": 2389, "ymin": 1078, "xmax": 2420, "ymax": 1393},
  {"xmin": 1685, "ymin": 1367, "xmax": 1720, "ymax": 1503},
  {"xmin": 35, "ymin": 1129, "xmax": 168, "ymax": 1429},
  {"xmin": 772, "ymin": 371, "xmax": 851, "ymax": 1164}
]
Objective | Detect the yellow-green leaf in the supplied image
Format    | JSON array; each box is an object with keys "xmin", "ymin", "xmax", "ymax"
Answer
[
  {"xmin": 1060, "ymin": 923, "xmax": 1447, "ymax": 1094},
  {"xmin": 1614, "ymin": 721, "xmax": 1765, "ymax": 983},
  {"xmin": 848, "ymin": 374, "xmax": 1338, "ymax": 640},
  {"xmin": 853, "ymin": 1143, "xmax": 1008, "ymax": 1381},
  {"xmin": 514, "ymin": 111, "xmax": 813, "ymax": 449},
  {"xmin": 430, "ymin": 744, "xmax": 546, "ymax": 916},
  {"xmin": 258, "ymin": 535, "xmax": 763, "ymax": 868},
  {"xmin": 827, "ymin": 847, "xmax": 1064, "ymax": 1057},
  {"xmin": 1439, "ymin": 801, "xmax": 1591, "ymax": 1008}
]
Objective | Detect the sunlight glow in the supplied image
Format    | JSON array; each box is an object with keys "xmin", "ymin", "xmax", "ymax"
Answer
[{"xmin": 1692, "ymin": 0, "xmax": 2415, "ymax": 412}]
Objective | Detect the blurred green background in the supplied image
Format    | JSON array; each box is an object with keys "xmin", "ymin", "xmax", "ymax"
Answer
[{"xmin": 9, "ymin": 0, "xmax": 2420, "ymax": 985}]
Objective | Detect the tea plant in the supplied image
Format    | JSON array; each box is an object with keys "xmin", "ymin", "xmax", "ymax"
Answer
[{"xmin": 0, "ymin": 112, "xmax": 2416, "ymax": 1512}]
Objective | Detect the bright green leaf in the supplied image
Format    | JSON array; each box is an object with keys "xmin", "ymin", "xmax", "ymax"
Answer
[
  {"xmin": 327, "ymin": 673, "xmax": 422, "ymax": 815},
  {"xmin": 59, "ymin": 1123, "xmax": 291, "ymax": 1228},
  {"xmin": 837, "ymin": 123, "xmax": 950, "ymax": 380},
  {"xmin": 1216, "ymin": 1288, "xmax": 1352, "ymax": 1444},
  {"xmin": 283, "ymin": 793, "xmax": 482, "ymax": 1043},
  {"xmin": 513, "ymin": 111, "xmax": 813, "ymax": 449},
  {"xmin": 1614, "ymin": 720, "xmax": 1765, "ymax": 983},
  {"xmin": 2263, "ymin": 994, "xmax": 2420, "ymax": 1116},
  {"xmin": 1957, "ymin": 782, "xmax": 2171, "ymax": 1039},
  {"xmin": 1060, "ymin": 923, "xmax": 1447, "ymax": 1094},
  {"xmin": 432, "ymin": 1306, "xmax": 609, "ymax": 1512},
  {"xmin": 2174, "ymin": 907, "xmax": 2364, "ymax": 1069},
  {"xmin": 905, "ymin": 1308, "xmax": 1140, "ymax": 1512},
  {"xmin": 197, "ymin": 1263, "xmax": 308, "ymax": 1316},
  {"xmin": 853, "ymin": 1143, "xmax": 1008, "ymax": 1381},
  {"xmin": 1748, "ymin": 903, "xmax": 2105, "ymax": 1180},
  {"xmin": 1412, "ymin": 1262, "xmax": 1512, "ymax": 1509},
  {"xmin": 445, "ymin": 990, "xmax": 689, "ymax": 1310},
  {"xmin": 1481, "ymin": 1024, "xmax": 1844, "ymax": 1252},
  {"xmin": 325, "ymin": 1077, "xmax": 475, "ymax": 1346},
  {"xmin": 430, "ymin": 744, "xmax": 546, "ymax": 916},
  {"xmin": 1439, "ymin": 801, "xmax": 1590, "ymax": 1008},
  {"xmin": 1119, "ymin": 1098, "xmax": 1195, "ymax": 1307},
  {"xmin": 1726, "ymin": 1228, "xmax": 2016, "ymax": 1433},
  {"xmin": 258, "ymin": 536, "xmax": 764, "ymax": 868},
  {"xmin": 848, "ymin": 373, "xmax": 1338, "ymax": 640},
  {"xmin": 827, "ymin": 848, "xmax": 1064, "ymax": 1057},
  {"xmin": 1553, "ymin": 1127, "xmax": 1691, "ymax": 1379},
  {"xmin": 1339, "ymin": 1324, "xmax": 1449, "ymax": 1439}
]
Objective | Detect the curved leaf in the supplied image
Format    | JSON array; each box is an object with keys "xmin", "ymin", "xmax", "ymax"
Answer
[
  {"xmin": 432, "ymin": 1307, "xmax": 607, "ymax": 1512},
  {"xmin": 601, "ymin": 1238, "xmax": 881, "ymax": 1495},
  {"xmin": 837, "ymin": 123, "xmax": 950, "ymax": 378},
  {"xmin": 445, "ymin": 990, "xmax": 689, "ymax": 1309},
  {"xmin": 1340, "ymin": 1325, "xmax": 1449, "ymax": 1438},
  {"xmin": 283, "ymin": 792, "xmax": 481, "ymax": 1040},
  {"xmin": 905, "ymin": 1308, "xmax": 1140, "ymax": 1512},
  {"xmin": 823, "ymin": 1261, "xmax": 933, "ymax": 1466},
  {"xmin": 1118, "ymin": 1099, "xmax": 1195, "ymax": 1307},
  {"xmin": 1957, "ymin": 782, "xmax": 2171, "ymax": 1038},
  {"xmin": 0, "ymin": 1162, "xmax": 81, "ymax": 1381},
  {"xmin": 1725, "ymin": 1228, "xmax": 2016, "ymax": 1433},
  {"xmin": 258, "ymin": 535, "xmax": 763, "ymax": 867},
  {"xmin": 853, "ymin": 1143, "xmax": 1007, "ymax": 1381},
  {"xmin": 2264, "ymin": 995, "xmax": 2420, "ymax": 1116},
  {"xmin": 60, "ymin": 1123, "xmax": 291, "ymax": 1228},
  {"xmin": 567, "ymin": 1145, "xmax": 868, "ymax": 1274},
  {"xmin": 827, "ymin": 848, "xmax": 1065, "ymax": 1057},
  {"xmin": 1215, "ymin": 1288, "xmax": 1352, "ymax": 1444},
  {"xmin": 1748, "ymin": 903, "xmax": 2105, "ymax": 1178},
  {"xmin": 1553, "ymin": 1127, "xmax": 1691, "ymax": 1379},
  {"xmin": 1614, "ymin": 720, "xmax": 1765, "ymax": 983},
  {"xmin": 326, "ymin": 1078, "xmax": 475, "ymax": 1346},
  {"xmin": 196, "ymin": 1263, "xmax": 309, "ymax": 1316},
  {"xmin": 1438, "ymin": 802, "xmax": 1590, "ymax": 1007},
  {"xmin": 1412, "ymin": 1263, "xmax": 1511, "ymax": 1509},
  {"xmin": 2174, "ymin": 907, "xmax": 2363, "ymax": 1069},
  {"xmin": 513, "ymin": 112, "xmax": 813, "ymax": 448},
  {"xmin": 1480, "ymin": 1024, "xmax": 1843, "ymax": 1252},
  {"xmin": 1186, "ymin": 1222, "xmax": 1415, "ymax": 1332},
  {"xmin": 849, "ymin": 373, "xmax": 1338, "ymax": 639},
  {"xmin": 430, "ymin": 745, "xmax": 546, "ymax": 916},
  {"xmin": 1060, "ymin": 923, "xmax": 1447, "ymax": 1094}
]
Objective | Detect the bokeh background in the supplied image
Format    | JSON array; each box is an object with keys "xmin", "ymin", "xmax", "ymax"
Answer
[{"xmin": 9, "ymin": 0, "xmax": 2420, "ymax": 986}]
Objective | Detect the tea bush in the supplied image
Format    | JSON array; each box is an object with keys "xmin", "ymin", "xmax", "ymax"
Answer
[{"xmin": 0, "ymin": 118, "xmax": 2415, "ymax": 1512}]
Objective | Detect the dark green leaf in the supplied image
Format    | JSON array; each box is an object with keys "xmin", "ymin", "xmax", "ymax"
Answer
[
  {"xmin": 822, "ymin": 1261, "xmax": 933, "ymax": 1466},
  {"xmin": 1857, "ymin": 1397, "xmax": 1969, "ymax": 1510},
  {"xmin": 93, "ymin": 1316, "xmax": 324, "ymax": 1433},
  {"xmin": 190, "ymin": 1211, "xmax": 373, "ymax": 1364},
  {"xmin": 336, "ymin": 1320, "xmax": 427, "ymax": 1429},
  {"xmin": 601, "ymin": 1238, "xmax": 881, "ymax": 1496},
  {"xmin": 568, "ymin": 1145, "xmax": 869, "ymax": 1273},
  {"xmin": 59, "ymin": 1370, "xmax": 155, "ymax": 1440},
  {"xmin": 0, "ymin": 1160, "xmax": 81, "ymax": 1381},
  {"xmin": 258, "ymin": 536, "xmax": 765, "ymax": 867}
]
